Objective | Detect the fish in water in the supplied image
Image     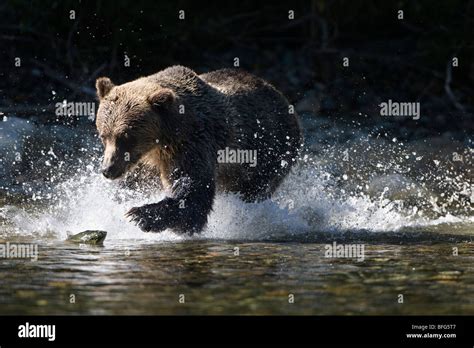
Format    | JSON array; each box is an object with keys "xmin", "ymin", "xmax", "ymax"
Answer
[{"xmin": 66, "ymin": 230, "xmax": 107, "ymax": 245}]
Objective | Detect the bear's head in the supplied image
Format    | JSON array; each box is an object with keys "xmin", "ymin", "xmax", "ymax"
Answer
[{"xmin": 95, "ymin": 77, "xmax": 178, "ymax": 179}]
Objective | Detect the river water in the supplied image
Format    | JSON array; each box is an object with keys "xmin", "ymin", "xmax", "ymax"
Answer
[
  {"xmin": 0, "ymin": 121, "xmax": 472, "ymax": 315},
  {"xmin": 0, "ymin": 236, "xmax": 473, "ymax": 315}
]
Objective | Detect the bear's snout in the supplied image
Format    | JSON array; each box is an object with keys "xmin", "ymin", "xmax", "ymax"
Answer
[
  {"xmin": 101, "ymin": 156, "xmax": 127, "ymax": 179},
  {"xmin": 101, "ymin": 141, "xmax": 130, "ymax": 179},
  {"xmin": 101, "ymin": 165, "xmax": 122, "ymax": 179},
  {"xmin": 101, "ymin": 155, "xmax": 129, "ymax": 179}
]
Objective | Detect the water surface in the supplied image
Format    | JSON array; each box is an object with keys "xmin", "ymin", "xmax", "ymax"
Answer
[{"xmin": 1, "ymin": 224, "xmax": 473, "ymax": 315}]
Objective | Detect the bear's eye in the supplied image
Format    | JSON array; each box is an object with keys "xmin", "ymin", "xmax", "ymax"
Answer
[{"xmin": 117, "ymin": 131, "xmax": 136, "ymax": 145}]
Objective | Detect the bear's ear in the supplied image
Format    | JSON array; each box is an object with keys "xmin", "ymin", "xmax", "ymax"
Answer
[
  {"xmin": 96, "ymin": 77, "xmax": 115, "ymax": 100},
  {"xmin": 147, "ymin": 89, "xmax": 176, "ymax": 112}
]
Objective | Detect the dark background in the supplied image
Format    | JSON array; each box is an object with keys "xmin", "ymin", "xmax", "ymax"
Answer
[{"xmin": 1, "ymin": 0, "xmax": 473, "ymax": 141}]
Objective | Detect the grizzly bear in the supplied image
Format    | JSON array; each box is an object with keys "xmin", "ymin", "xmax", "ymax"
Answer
[{"xmin": 95, "ymin": 66, "xmax": 302, "ymax": 234}]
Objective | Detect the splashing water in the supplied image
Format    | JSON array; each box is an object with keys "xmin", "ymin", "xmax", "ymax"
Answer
[{"xmin": 1, "ymin": 140, "xmax": 472, "ymax": 243}]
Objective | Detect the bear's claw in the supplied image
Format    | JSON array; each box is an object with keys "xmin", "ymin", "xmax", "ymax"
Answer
[{"xmin": 125, "ymin": 204, "xmax": 168, "ymax": 233}]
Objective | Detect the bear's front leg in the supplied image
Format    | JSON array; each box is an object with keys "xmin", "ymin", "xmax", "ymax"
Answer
[
  {"xmin": 125, "ymin": 176, "xmax": 216, "ymax": 234},
  {"xmin": 125, "ymin": 197, "xmax": 178, "ymax": 232}
]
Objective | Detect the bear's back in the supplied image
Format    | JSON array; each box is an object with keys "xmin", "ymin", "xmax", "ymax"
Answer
[
  {"xmin": 148, "ymin": 65, "xmax": 209, "ymax": 96},
  {"xmin": 199, "ymin": 68, "xmax": 271, "ymax": 96}
]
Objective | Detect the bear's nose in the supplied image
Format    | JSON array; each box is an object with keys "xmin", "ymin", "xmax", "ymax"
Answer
[{"xmin": 101, "ymin": 167, "xmax": 114, "ymax": 179}]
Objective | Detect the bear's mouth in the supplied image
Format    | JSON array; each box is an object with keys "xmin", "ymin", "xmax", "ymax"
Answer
[
  {"xmin": 101, "ymin": 161, "xmax": 138, "ymax": 180},
  {"xmin": 102, "ymin": 166, "xmax": 126, "ymax": 180}
]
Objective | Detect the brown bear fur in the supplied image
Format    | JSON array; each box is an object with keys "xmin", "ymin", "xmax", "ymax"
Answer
[{"xmin": 95, "ymin": 66, "xmax": 302, "ymax": 234}]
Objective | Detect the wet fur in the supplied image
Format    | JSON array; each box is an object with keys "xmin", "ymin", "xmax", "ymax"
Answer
[{"xmin": 96, "ymin": 66, "xmax": 302, "ymax": 234}]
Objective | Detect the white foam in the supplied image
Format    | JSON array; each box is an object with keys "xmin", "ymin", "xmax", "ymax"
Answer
[{"xmin": 1, "ymin": 160, "xmax": 471, "ymax": 243}]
